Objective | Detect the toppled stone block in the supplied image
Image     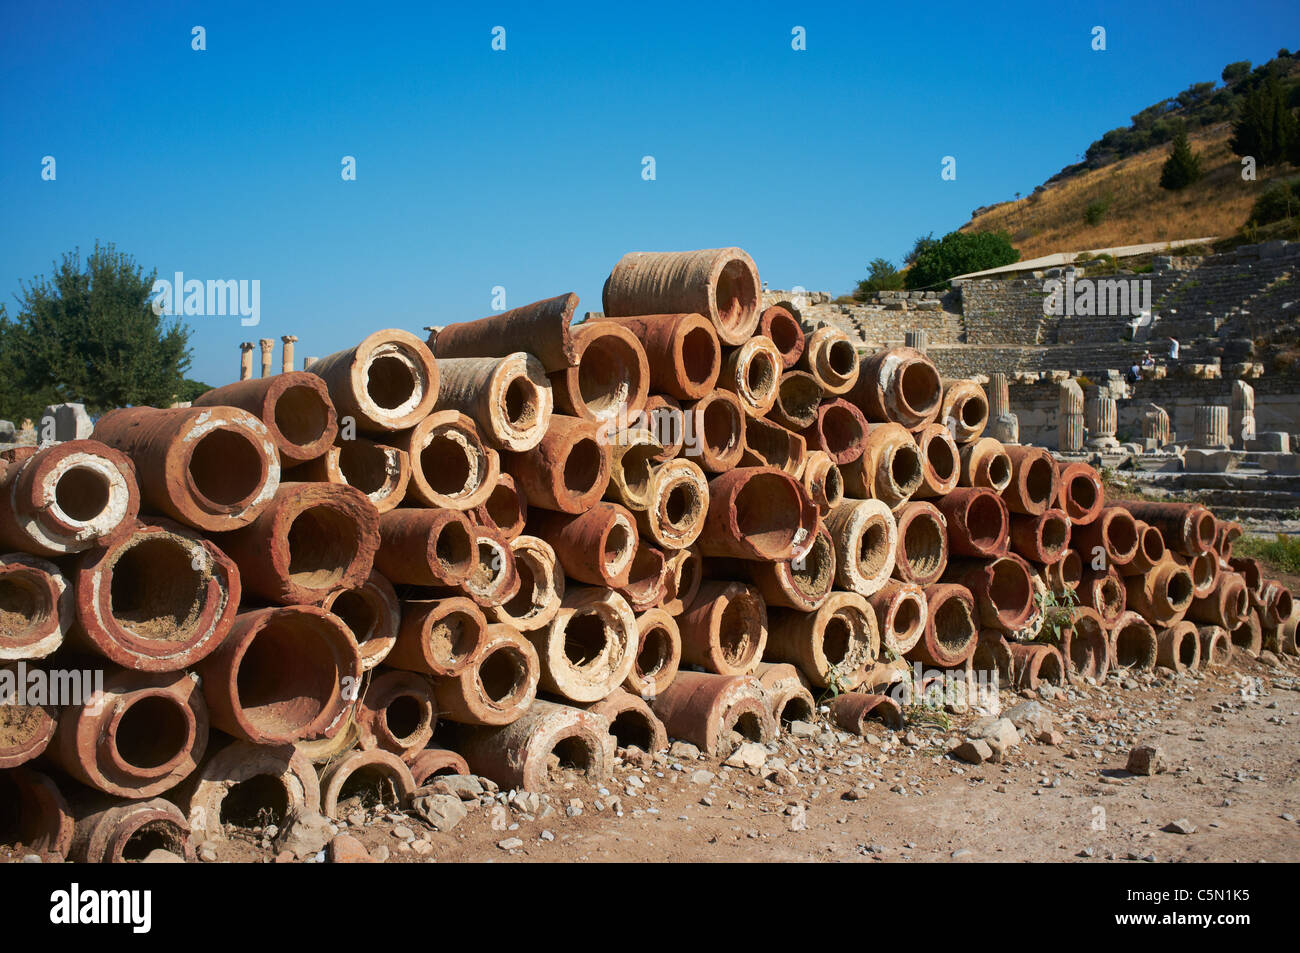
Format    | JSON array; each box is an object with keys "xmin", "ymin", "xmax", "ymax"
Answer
[
  {"xmin": 951, "ymin": 739, "xmax": 993, "ymax": 764},
  {"xmin": 1126, "ymin": 744, "xmax": 1165, "ymax": 776},
  {"xmin": 40, "ymin": 403, "xmax": 93, "ymax": 442}
]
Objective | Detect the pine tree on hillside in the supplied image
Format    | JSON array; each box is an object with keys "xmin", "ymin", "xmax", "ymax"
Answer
[
  {"xmin": 1230, "ymin": 76, "xmax": 1298, "ymax": 166},
  {"xmin": 1159, "ymin": 129, "xmax": 1203, "ymax": 190}
]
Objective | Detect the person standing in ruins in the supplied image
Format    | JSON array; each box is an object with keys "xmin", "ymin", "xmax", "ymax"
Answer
[{"xmin": 1168, "ymin": 336, "xmax": 1180, "ymax": 360}]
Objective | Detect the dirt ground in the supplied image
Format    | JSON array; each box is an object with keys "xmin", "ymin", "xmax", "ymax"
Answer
[{"xmin": 128, "ymin": 648, "xmax": 1300, "ymax": 865}]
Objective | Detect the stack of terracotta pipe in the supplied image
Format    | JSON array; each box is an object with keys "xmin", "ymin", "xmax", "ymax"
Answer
[{"xmin": 1, "ymin": 246, "xmax": 1295, "ymax": 863}]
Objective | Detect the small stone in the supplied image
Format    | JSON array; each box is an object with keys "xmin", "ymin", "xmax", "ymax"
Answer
[
  {"xmin": 392, "ymin": 825, "xmax": 415, "ymax": 841},
  {"xmin": 410, "ymin": 839, "xmax": 433, "ymax": 855},
  {"xmin": 413, "ymin": 793, "xmax": 468, "ymax": 832},
  {"xmin": 540, "ymin": 830, "xmax": 555, "ymax": 842},
  {"xmin": 842, "ymin": 786, "xmax": 870, "ymax": 801},
  {"xmin": 689, "ymin": 769, "xmax": 716, "ymax": 786},
  {"xmin": 1038, "ymin": 730, "xmax": 1064, "ymax": 746},
  {"xmin": 724, "ymin": 742, "xmax": 768, "ymax": 771},
  {"xmin": 789, "ymin": 720, "xmax": 817, "ymax": 738},
  {"xmin": 498, "ymin": 837, "xmax": 524, "ymax": 851},
  {"xmin": 143, "ymin": 849, "xmax": 186, "ymax": 864},
  {"xmin": 566, "ymin": 799, "xmax": 584, "ymax": 817},
  {"xmin": 1126, "ymin": 744, "xmax": 1165, "ymax": 776},
  {"xmin": 669, "ymin": 741, "xmax": 701, "ymax": 760},
  {"xmin": 198, "ymin": 846, "xmax": 218, "ymax": 863},
  {"xmin": 328, "ymin": 834, "xmax": 373, "ymax": 863},
  {"xmin": 370, "ymin": 845, "xmax": 390, "ymax": 863},
  {"xmin": 348, "ymin": 811, "xmax": 366, "ymax": 827},
  {"xmin": 1163, "ymin": 819, "xmax": 1196, "ymax": 835},
  {"xmin": 951, "ymin": 848, "xmax": 973, "ymax": 859},
  {"xmin": 273, "ymin": 811, "xmax": 334, "ymax": 860},
  {"xmin": 20, "ymin": 854, "xmax": 42, "ymax": 864},
  {"xmin": 951, "ymin": 739, "xmax": 993, "ymax": 765}
]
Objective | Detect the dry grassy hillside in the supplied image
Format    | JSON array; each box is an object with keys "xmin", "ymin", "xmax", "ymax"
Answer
[{"xmin": 962, "ymin": 125, "xmax": 1297, "ymax": 259}]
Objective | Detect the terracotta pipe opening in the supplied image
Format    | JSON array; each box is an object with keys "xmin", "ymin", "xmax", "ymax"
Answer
[
  {"xmin": 1037, "ymin": 650, "xmax": 1064, "ymax": 684},
  {"xmin": 432, "ymin": 519, "xmax": 474, "ymax": 575},
  {"xmin": 609, "ymin": 709, "xmax": 657, "ymax": 751},
  {"xmin": 819, "ymin": 405, "xmax": 865, "ymax": 459},
  {"xmin": 988, "ymin": 561, "xmax": 1033, "ymax": 624},
  {"xmin": 468, "ymin": 535, "xmax": 511, "ymax": 595},
  {"xmin": 0, "ymin": 575, "xmax": 46, "ymax": 631},
  {"xmin": 286, "ymin": 505, "xmax": 360, "ymax": 589},
  {"xmin": 221, "ymin": 775, "xmax": 291, "ymax": 828},
  {"xmin": 821, "ymin": 464, "xmax": 844, "ymax": 508},
  {"xmin": 116, "ymin": 695, "xmax": 191, "ymax": 771},
  {"xmin": 602, "ymin": 521, "xmax": 635, "ymax": 580},
  {"xmin": 274, "ymin": 385, "xmax": 332, "ymax": 448},
  {"xmin": 1040, "ymin": 513, "xmax": 1069, "ymax": 559},
  {"xmin": 1097, "ymin": 575, "xmax": 1124, "ymax": 617},
  {"xmin": 482, "ymin": 480, "xmax": 524, "ymax": 535},
  {"xmin": 1274, "ymin": 587, "xmax": 1293, "ymax": 619},
  {"xmin": 1194, "ymin": 513, "xmax": 1216, "ymax": 552},
  {"xmin": 763, "ymin": 311, "xmax": 802, "ymax": 360},
  {"xmin": 826, "ymin": 339, "xmax": 857, "ymax": 378},
  {"xmin": 663, "ymin": 481, "xmax": 703, "ymax": 534},
  {"xmin": 904, "ymin": 512, "xmax": 946, "ymax": 579},
  {"xmin": 617, "ymin": 442, "xmax": 659, "ymax": 502},
  {"xmin": 367, "ymin": 355, "xmax": 418, "ymax": 410},
  {"xmin": 327, "ymin": 589, "xmax": 381, "ymax": 647},
  {"xmin": 577, "ymin": 334, "xmax": 642, "ymax": 418},
  {"xmin": 428, "ymin": 606, "xmax": 483, "ymax": 670},
  {"xmin": 337, "ymin": 440, "xmax": 393, "ymax": 494},
  {"xmin": 934, "ymin": 596, "xmax": 975, "ymax": 651},
  {"xmin": 382, "ymin": 693, "xmax": 428, "ymax": 745},
  {"xmin": 893, "ymin": 596, "xmax": 924, "ymax": 645},
  {"xmin": 54, "ymin": 466, "xmax": 112, "ymax": 522},
  {"xmin": 727, "ymin": 710, "xmax": 766, "ymax": 747},
  {"xmin": 109, "ymin": 537, "xmax": 206, "ymax": 640},
  {"xmin": 718, "ymin": 598, "xmax": 759, "ymax": 668},
  {"xmin": 966, "ymin": 494, "xmax": 1005, "ymax": 550},
  {"xmin": 775, "ymin": 694, "xmax": 814, "ymax": 727},
  {"xmin": 0, "ymin": 773, "xmax": 43, "ymax": 847},
  {"xmin": 856, "ymin": 520, "xmax": 890, "ymax": 580},
  {"xmin": 1104, "ymin": 513, "xmax": 1139, "ymax": 559},
  {"xmin": 189, "ymin": 429, "xmax": 264, "ymax": 508},
  {"xmin": 791, "ymin": 529, "xmax": 835, "ymax": 601},
  {"xmin": 1232, "ymin": 587, "xmax": 1249, "ymax": 620},
  {"xmin": 900, "ymin": 362, "xmax": 942, "ymax": 417},
  {"xmin": 714, "ymin": 258, "xmax": 759, "ymax": 337},
  {"xmin": 502, "ymin": 376, "xmax": 541, "ymax": 431},
  {"xmin": 1167, "ymin": 569, "xmax": 1195, "ymax": 609},
  {"xmin": 1178, "ymin": 633, "xmax": 1198, "ymax": 667},
  {"xmin": 821, "ymin": 615, "xmax": 853, "ymax": 666},
  {"xmin": 1139, "ymin": 524, "xmax": 1166, "ymax": 564},
  {"xmin": 1067, "ymin": 473, "xmax": 1098, "ymax": 514},
  {"xmin": 563, "ymin": 438, "xmax": 604, "ymax": 497},
  {"xmin": 1023, "ymin": 457, "xmax": 1056, "ymax": 508},
  {"xmin": 700, "ymin": 397, "xmax": 743, "ymax": 459},
  {"xmin": 744, "ymin": 348, "xmax": 779, "ymax": 402},
  {"xmin": 890, "ymin": 443, "xmax": 923, "ymax": 494},
  {"xmin": 959, "ymin": 393, "xmax": 988, "ymax": 429},
  {"xmin": 680, "ymin": 326, "xmax": 719, "ymax": 388},
  {"xmin": 636, "ymin": 625, "xmax": 675, "ymax": 684},
  {"xmin": 1070, "ymin": 614, "xmax": 1105, "ymax": 672},
  {"xmin": 479, "ymin": 644, "xmax": 531, "ymax": 705},
  {"xmin": 563, "ymin": 612, "xmax": 611, "ymax": 669},
  {"xmin": 546, "ymin": 734, "xmax": 602, "ymax": 781},
  {"xmin": 119, "ymin": 820, "xmax": 189, "ymax": 862},
  {"xmin": 420, "ymin": 434, "xmax": 478, "ymax": 498},
  {"xmin": 336, "ymin": 763, "xmax": 405, "ymax": 810},
  {"xmin": 1058, "ymin": 550, "xmax": 1082, "ymax": 589},
  {"xmin": 1113, "ymin": 620, "xmax": 1156, "ymax": 668},
  {"xmin": 926, "ymin": 434, "xmax": 957, "ymax": 484},
  {"xmin": 235, "ymin": 617, "xmax": 341, "ymax": 738},
  {"xmin": 734, "ymin": 472, "xmax": 801, "ymax": 556},
  {"xmin": 775, "ymin": 373, "xmax": 822, "ymax": 429}
]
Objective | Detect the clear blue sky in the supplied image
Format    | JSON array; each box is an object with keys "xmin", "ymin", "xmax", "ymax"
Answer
[{"xmin": 2, "ymin": 0, "xmax": 1296, "ymax": 388}]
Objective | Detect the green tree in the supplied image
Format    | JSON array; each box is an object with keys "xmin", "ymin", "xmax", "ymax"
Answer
[
  {"xmin": 904, "ymin": 233, "xmax": 937, "ymax": 267},
  {"xmin": 854, "ymin": 258, "xmax": 904, "ymax": 298},
  {"xmin": 2, "ymin": 243, "xmax": 198, "ymax": 421},
  {"xmin": 1222, "ymin": 60, "xmax": 1252, "ymax": 85},
  {"xmin": 904, "ymin": 230, "xmax": 1020, "ymax": 289},
  {"xmin": 1230, "ymin": 76, "xmax": 1298, "ymax": 166},
  {"xmin": 1159, "ymin": 129, "xmax": 1203, "ymax": 190}
]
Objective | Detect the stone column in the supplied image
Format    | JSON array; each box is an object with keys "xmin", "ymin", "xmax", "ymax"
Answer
[
  {"xmin": 1139, "ymin": 404, "xmax": 1169, "ymax": 450},
  {"xmin": 1084, "ymin": 394, "xmax": 1119, "ymax": 450},
  {"xmin": 904, "ymin": 329, "xmax": 928, "ymax": 353},
  {"xmin": 1229, "ymin": 379, "xmax": 1255, "ymax": 447},
  {"xmin": 986, "ymin": 372, "xmax": 1019, "ymax": 443},
  {"xmin": 1193, "ymin": 405, "xmax": 1230, "ymax": 449},
  {"xmin": 1057, "ymin": 379, "xmax": 1085, "ymax": 452},
  {"xmin": 259, "ymin": 338, "xmax": 275, "ymax": 378},
  {"xmin": 303, "ymin": 356, "xmax": 318, "ymax": 371},
  {"xmin": 239, "ymin": 342, "xmax": 255, "ymax": 381},
  {"xmin": 281, "ymin": 335, "xmax": 298, "ymax": 375}
]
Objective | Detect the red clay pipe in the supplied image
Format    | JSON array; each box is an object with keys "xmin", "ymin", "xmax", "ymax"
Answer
[
  {"xmin": 892, "ymin": 501, "xmax": 948, "ymax": 586},
  {"xmin": 939, "ymin": 379, "xmax": 989, "ymax": 443},
  {"xmin": 845, "ymin": 422, "xmax": 922, "ymax": 506},
  {"xmin": 310, "ymin": 329, "xmax": 439, "ymax": 432},
  {"xmin": 409, "ymin": 746, "xmax": 471, "ymax": 786},
  {"xmin": 487, "ymin": 534, "xmax": 564, "ymax": 632},
  {"xmin": 758, "ymin": 305, "xmax": 805, "ymax": 369},
  {"xmin": 196, "ymin": 605, "xmax": 361, "ymax": 745},
  {"xmin": 285, "ymin": 437, "xmax": 410, "ymax": 513},
  {"xmin": 582, "ymin": 688, "xmax": 669, "ymax": 753},
  {"xmin": 1054, "ymin": 461, "xmax": 1104, "ymax": 526},
  {"xmin": 958, "ymin": 437, "xmax": 1011, "ymax": 493},
  {"xmin": 1072, "ymin": 506, "xmax": 1140, "ymax": 571},
  {"xmin": 181, "ymin": 740, "xmax": 321, "ymax": 842},
  {"xmin": 801, "ymin": 450, "xmax": 844, "ymax": 516},
  {"xmin": 677, "ymin": 581, "xmax": 768, "ymax": 676},
  {"xmin": 50, "ymin": 668, "xmax": 209, "ymax": 798},
  {"xmin": 313, "ymin": 570, "xmax": 401, "ymax": 671},
  {"xmin": 375, "ymin": 507, "xmax": 476, "ymax": 586},
  {"xmin": 458, "ymin": 699, "xmax": 614, "ymax": 791},
  {"xmin": 754, "ymin": 662, "xmax": 816, "ymax": 728},
  {"xmin": 504, "ymin": 413, "xmax": 611, "ymax": 513},
  {"xmin": 738, "ymin": 417, "xmax": 806, "ymax": 477},
  {"xmin": 71, "ymin": 520, "xmax": 239, "ymax": 671},
  {"xmin": 698, "ymin": 466, "xmax": 818, "ymax": 562},
  {"xmin": 0, "ymin": 554, "xmax": 72, "ymax": 662},
  {"xmin": 624, "ymin": 608, "xmax": 681, "ymax": 698},
  {"xmin": 1156, "ymin": 621, "xmax": 1201, "ymax": 672},
  {"xmin": 679, "ymin": 391, "xmax": 746, "ymax": 473},
  {"xmin": 1112, "ymin": 501, "xmax": 1216, "ymax": 557},
  {"xmin": 1062, "ymin": 607, "xmax": 1110, "ymax": 682},
  {"xmin": 907, "ymin": 584, "xmax": 978, "ymax": 667},
  {"xmin": 0, "ymin": 439, "xmax": 140, "ymax": 557},
  {"xmin": 799, "ymin": 326, "xmax": 860, "ymax": 396},
  {"xmin": 936, "ymin": 487, "xmax": 1008, "ymax": 558},
  {"xmin": 387, "ymin": 596, "xmax": 487, "ymax": 678},
  {"xmin": 660, "ymin": 546, "xmax": 702, "ymax": 616},
  {"xmin": 192, "ymin": 372, "xmax": 338, "ymax": 463},
  {"xmin": 868, "ymin": 581, "xmax": 928, "ymax": 656},
  {"xmin": 593, "ymin": 312, "xmax": 721, "ymax": 400},
  {"xmin": 455, "ymin": 525, "xmax": 521, "ymax": 608},
  {"xmin": 433, "ymin": 352, "xmax": 553, "ymax": 452},
  {"xmin": 93, "ymin": 405, "xmax": 279, "ymax": 533},
  {"xmin": 0, "ymin": 664, "xmax": 57, "ymax": 768},
  {"xmin": 912, "ymin": 422, "xmax": 961, "ymax": 498},
  {"xmin": 392, "ymin": 410, "xmax": 499, "ymax": 510},
  {"xmin": 766, "ymin": 591, "xmax": 878, "ymax": 690},
  {"xmin": 648, "ymin": 670, "xmax": 775, "ymax": 756},
  {"xmin": 550, "ymin": 321, "xmax": 650, "ymax": 424},
  {"xmin": 1078, "ymin": 567, "xmax": 1127, "ymax": 626},
  {"xmin": 356, "ymin": 669, "xmax": 437, "ymax": 761},
  {"xmin": 718, "ymin": 336, "xmax": 783, "ymax": 418},
  {"xmin": 71, "ymin": 797, "xmax": 193, "ymax": 863},
  {"xmin": 1188, "ymin": 571, "xmax": 1248, "ymax": 630},
  {"xmin": 472, "ymin": 470, "xmax": 528, "ymax": 540},
  {"xmin": 1118, "ymin": 520, "xmax": 1167, "ymax": 576},
  {"xmin": 432, "ymin": 293, "xmax": 579, "ymax": 372},
  {"xmin": 1009, "ymin": 509, "xmax": 1071, "ymax": 565},
  {"xmin": 829, "ymin": 692, "xmax": 904, "ymax": 734},
  {"xmin": 1001, "ymin": 445, "xmax": 1060, "ymax": 517},
  {"xmin": 215, "ymin": 482, "xmax": 379, "ymax": 605},
  {"xmin": 527, "ymin": 502, "xmax": 639, "ymax": 588},
  {"xmin": 1009, "ymin": 642, "xmax": 1065, "ymax": 690},
  {"xmin": 1108, "ymin": 610, "xmax": 1157, "ymax": 671},
  {"xmin": 849, "ymin": 346, "xmax": 942, "ymax": 432},
  {"xmin": 433, "ymin": 623, "xmax": 539, "ymax": 726},
  {"xmin": 618, "ymin": 541, "xmax": 668, "ymax": 612},
  {"xmin": 0, "ymin": 767, "xmax": 73, "ymax": 860},
  {"xmin": 602, "ymin": 248, "xmax": 762, "ymax": 347},
  {"xmin": 945, "ymin": 554, "xmax": 1036, "ymax": 635},
  {"xmin": 770, "ymin": 370, "xmax": 822, "ymax": 431},
  {"xmin": 730, "ymin": 520, "xmax": 835, "ymax": 612}
]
